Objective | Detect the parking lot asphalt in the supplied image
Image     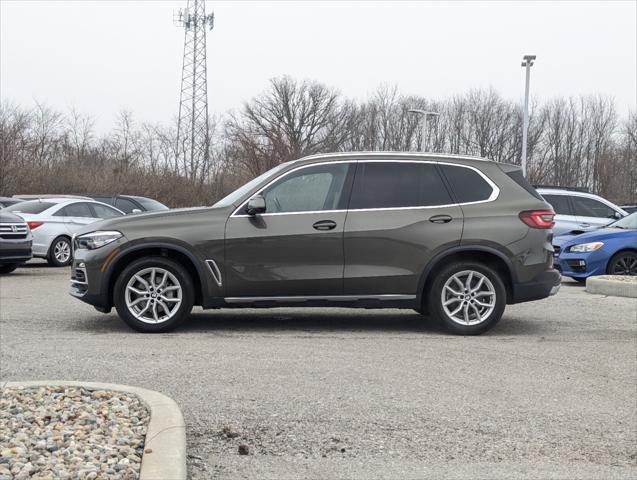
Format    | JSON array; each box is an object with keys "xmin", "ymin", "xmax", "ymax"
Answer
[{"xmin": 1, "ymin": 260, "xmax": 636, "ymax": 479}]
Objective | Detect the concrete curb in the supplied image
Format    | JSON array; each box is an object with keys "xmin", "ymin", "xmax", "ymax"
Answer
[
  {"xmin": 1, "ymin": 380, "xmax": 186, "ymax": 480},
  {"xmin": 585, "ymin": 275, "xmax": 637, "ymax": 298}
]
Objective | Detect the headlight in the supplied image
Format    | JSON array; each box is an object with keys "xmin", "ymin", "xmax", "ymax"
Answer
[
  {"xmin": 570, "ymin": 241, "xmax": 604, "ymax": 253},
  {"xmin": 76, "ymin": 231, "xmax": 123, "ymax": 250}
]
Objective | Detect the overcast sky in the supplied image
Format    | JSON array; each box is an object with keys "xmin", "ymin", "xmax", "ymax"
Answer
[{"xmin": 1, "ymin": 0, "xmax": 635, "ymax": 132}]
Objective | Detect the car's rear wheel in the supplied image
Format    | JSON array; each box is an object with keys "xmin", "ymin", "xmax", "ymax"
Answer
[
  {"xmin": 47, "ymin": 236, "xmax": 72, "ymax": 267},
  {"xmin": 114, "ymin": 257, "xmax": 194, "ymax": 333},
  {"xmin": 607, "ymin": 251, "xmax": 637, "ymax": 276},
  {"xmin": 428, "ymin": 261, "xmax": 506, "ymax": 335},
  {"xmin": 0, "ymin": 264, "xmax": 18, "ymax": 274}
]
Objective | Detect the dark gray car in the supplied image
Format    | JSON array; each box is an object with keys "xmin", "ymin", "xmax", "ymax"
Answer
[
  {"xmin": 69, "ymin": 153, "xmax": 561, "ymax": 334},
  {"xmin": 0, "ymin": 211, "xmax": 32, "ymax": 274}
]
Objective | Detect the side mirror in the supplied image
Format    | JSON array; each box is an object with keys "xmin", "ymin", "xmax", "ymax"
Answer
[
  {"xmin": 131, "ymin": 209, "xmax": 143, "ymax": 214},
  {"xmin": 245, "ymin": 195, "xmax": 266, "ymax": 216},
  {"xmin": 614, "ymin": 212, "xmax": 623, "ymax": 219}
]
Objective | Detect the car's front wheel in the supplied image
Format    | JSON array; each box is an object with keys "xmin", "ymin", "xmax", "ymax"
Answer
[
  {"xmin": 0, "ymin": 264, "xmax": 18, "ymax": 274},
  {"xmin": 607, "ymin": 250, "xmax": 637, "ymax": 276},
  {"xmin": 47, "ymin": 236, "xmax": 72, "ymax": 267},
  {"xmin": 114, "ymin": 257, "xmax": 194, "ymax": 333},
  {"xmin": 428, "ymin": 261, "xmax": 507, "ymax": 335}
]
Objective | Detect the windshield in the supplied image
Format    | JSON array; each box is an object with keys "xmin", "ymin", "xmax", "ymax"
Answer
[
  {"xmin": 5, "ymin": 200, "xmax": 55, "ymax": 214},
  {"xmin": 610, "ymin": 212, "xmax": 637, "ymax": 229},
  {"xmin": 213, "ymin": 162, "xmax": 290, "ymax": 208}
]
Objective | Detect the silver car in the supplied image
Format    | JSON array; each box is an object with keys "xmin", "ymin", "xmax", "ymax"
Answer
[
  {"xmin": 537, "ymin": 188, "xmax": 627, "ymax": 236},
  {"xmin": 4, "ymin": 198, "xmax": 124, "ymax": 266}
]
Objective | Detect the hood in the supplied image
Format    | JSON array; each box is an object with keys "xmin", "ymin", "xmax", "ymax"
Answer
[
  {"xmin": 74, "ymin": 205, "xmax": 228, "ymax": 238},
  {"xmin": 555, "ymin": 226, "xmax": 633, "ymax": 248}
]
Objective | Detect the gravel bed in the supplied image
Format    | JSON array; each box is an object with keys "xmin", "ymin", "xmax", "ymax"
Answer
[{"xmin": 0, "ymin": 386, "xmax": 149, "ymax": 479}]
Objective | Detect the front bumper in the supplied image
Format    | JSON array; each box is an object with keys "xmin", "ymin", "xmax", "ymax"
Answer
[
  {"xmin": 554, "ymin": 249, "xmax": 608, "ymax": 279},
  {"xmin": 0, "ymin": 238, "xmax": 33, "ymax": 265},
  {"xmin": 510, "ymin": 268, "xmax": 561, "ymax": 303}
]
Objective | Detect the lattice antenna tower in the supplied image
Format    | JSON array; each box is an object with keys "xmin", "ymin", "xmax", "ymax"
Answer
[{"xmin": 174, "ymin": 0, "xmax": 214, "ymax": 178}]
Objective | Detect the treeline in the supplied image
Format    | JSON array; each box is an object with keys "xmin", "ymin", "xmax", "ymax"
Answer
[{"xmin": 1, "ymin": 77, "xmax": 635, "ymax": 207}]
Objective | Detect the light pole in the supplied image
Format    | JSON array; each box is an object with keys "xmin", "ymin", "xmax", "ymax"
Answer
[
  {"xmin": 408, "ymin": 109, "xmax": 440, "ymax": 152},
  {"xmin": 520, "ymin": 54, "xmax": 536, "ymax": 177}
]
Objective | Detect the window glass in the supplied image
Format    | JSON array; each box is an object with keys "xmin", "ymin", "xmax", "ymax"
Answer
[
  {"xmin": 214, "ymin": 162, "xmax": 290, "ymax": 208},
  {"xmin": 135, "ymin": 198, "xmax": 168, "ymax": 211},
  {"xmin": 571, "ymin": 197, "xmax": 617, "ymax": 218},
  {"xmin": 63, "ymin": 202, "xmax": 94, "ymax": 218},
  {"xmin": 542, "ymin": 194, "xmax": 572, "ymax": 215},
  {"xmin": 349, "ymin": 162, "xmax": 452, "ymax": 209},
  {"xmin": 507, "ymin": 170, "xmax": 543, "ymax": 200},
  {"xmin": 91, "ymin": 203, "xmax": 123, "ymax": 219},
  {"xmin": 440, "ymin": 165, "xmax": 493, "ymax": 203},
  {"xmin": 5, "ymin": 201, "xmax": 54, "ymax": 214},
  {"xmin": 92, "ymin": 196, "xmax": 113, "ymax": 205},
  {"xmin": 115, "ymin": 198, "xmax": 138, "ymax": 214},
  {"xmin": 261, "ymin": 163, "xmax": 349, "ymax": 213}
]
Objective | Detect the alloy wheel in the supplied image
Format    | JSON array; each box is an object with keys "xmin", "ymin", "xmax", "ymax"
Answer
[
  {"xmin": 125, "ymin": 267, "xmax": 183, "ymax": 324},
  {"xmin": 54, "ymin": 240, "xmax": 71, "ymax": 263},
  {"xmin": 611, "ymin": 254, "xmax": 637, "ymax": 276},
  {"xmin": 441, "ymin": 270, "xmax": 496, "ymax": 326}
]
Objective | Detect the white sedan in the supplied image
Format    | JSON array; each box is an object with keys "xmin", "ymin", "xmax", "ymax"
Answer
[{"xmin": 4, "ymin": 198, "xmax": 124, "ymax": 266}]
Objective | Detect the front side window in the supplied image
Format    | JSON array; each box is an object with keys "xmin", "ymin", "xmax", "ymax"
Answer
[
  {"xmin": 440, "ymin": 165, "xmax": 494, "ymax": 203},
  {"xmin": 62, "ymin": 202, "xmax": 94, "ymax": 218},
  {"xmin": 114, "ymin": 198, "xmax": 138, "ymax": 214},
  {"xmin": 571, "ymin": 197, "xmax": 617, "ymax": 218},
  {"xmin": 259, "ymin": 163, "xmax": 350, "ymax": 213},
  {"xmin": 349, "ymin": 162, "xmax": 452, "ymax": 210},
  {"xmin": 542, "ymin": 194, "xmax": 572, "ymax": 215},
  {"xmin": 91, "ymin": 203, "xmax": 124, "ymax": 219}
]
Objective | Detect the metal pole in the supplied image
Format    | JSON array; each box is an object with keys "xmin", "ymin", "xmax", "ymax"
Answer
[
  {"xmin": 521, "ymin": 62, "xmax": 531, "ymax": 177},
  {"xmin": 421, "ymin": 115, "xmax": 427, "ymax": 152}
]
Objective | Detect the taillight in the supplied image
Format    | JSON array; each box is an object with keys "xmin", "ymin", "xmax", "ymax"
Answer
[
  {"xmin": 27, "ymin": 221, "xmax": 43, "ymax": 230},
  {"xmin": 519, "ymin": 210, "xmax": 555, "ymax": 229}
]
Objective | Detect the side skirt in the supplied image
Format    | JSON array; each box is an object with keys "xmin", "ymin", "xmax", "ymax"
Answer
[{"xmin": 202, "ymin": 294, "xmax": 417, "ymax": 310}]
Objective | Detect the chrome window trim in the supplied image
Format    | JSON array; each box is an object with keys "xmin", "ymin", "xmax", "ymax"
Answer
[
  {"xmin": 224, "ymin": 294, "xmax": 416, "ymax": 303},
  {"xmin": 230, "ymin": 158, "xmax": 499, "ymax": 218},
  {"xmin": 205, "ymin": 259, "xmax": 223, "ymax": 287}
]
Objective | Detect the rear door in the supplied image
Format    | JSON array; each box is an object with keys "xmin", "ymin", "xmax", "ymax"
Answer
[
  {"xmin": 61, "ymin": 202, "xmax": 97, "ymax": 233},
  {"xmin": 343, "ymin": 160, "xmax": 463, "ymax": 295},
  {"xmin": 224, "ymin": 162, "xmax": 354, "ymax": 297},
  {"xmin": 570, "ymin": 195, "xmax": 621, "ymax": 230},
  {"xmin": 541, "ymin": 194, "xmax": 579, "ymax": 235}
]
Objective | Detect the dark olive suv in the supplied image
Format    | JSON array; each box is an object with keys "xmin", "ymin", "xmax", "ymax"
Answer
[{"xmin": 70, "ymin": 152, "xmax": 560, "ymax": 334}]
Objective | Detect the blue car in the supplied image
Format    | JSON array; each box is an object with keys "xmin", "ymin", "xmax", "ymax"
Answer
[{"xmin": 553, "ymin": 212, "xmax": 637, "ymax": 283}]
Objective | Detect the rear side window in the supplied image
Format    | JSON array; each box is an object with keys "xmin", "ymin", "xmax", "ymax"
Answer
[
  {"xmin": 349, "ymin": 162, "xmax": 452, "ymax": 209},
  {"xmin": 439, "ymin": 165, "xmax": 493, "ymax": 203},
  {"xmin": 506, "ymin": 170, "xmax": 543, "ymax": 200},
  {"xmin": 4, "ymin": 201, "xmax": 54, "ymax": 214},
  {"xmin": 542, "ymin": 194, "xmax": 572, "ymax": 215}
]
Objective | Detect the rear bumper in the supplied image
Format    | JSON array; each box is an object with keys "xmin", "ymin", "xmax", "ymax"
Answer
[{"xmin": 510, "ymin": 268, "xmax": 561, "ymax": 304}]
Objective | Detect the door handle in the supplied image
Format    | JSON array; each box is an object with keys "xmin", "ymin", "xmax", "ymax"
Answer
[
  {"xmin": 429, "ymin": 215, "xmax": 452, "ymax": 224},
  {"xmin": 312, "ymin": 220, "xmax": 337, "ymax": 231}
]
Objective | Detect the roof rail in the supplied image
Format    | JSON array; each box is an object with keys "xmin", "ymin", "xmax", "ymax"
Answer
[{"xmin": 533, "ymin": 185, "xmax": 590, "ymax": 193}]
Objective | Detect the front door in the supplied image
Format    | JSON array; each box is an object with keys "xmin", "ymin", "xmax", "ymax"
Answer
[
  {"xmin": 224, "ymin": 162, "xmax": 354, "ymax": 297},
  {"xmin": 570, "ymin": 195, "xmax": 620, "ymax": 230}
]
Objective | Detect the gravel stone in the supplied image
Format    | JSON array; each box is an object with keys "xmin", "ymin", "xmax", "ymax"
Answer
[{"xmin": 0, "ymin": 386, "xmax": 149, "ymax": 479}]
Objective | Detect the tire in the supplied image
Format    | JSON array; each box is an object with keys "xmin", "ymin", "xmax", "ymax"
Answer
[
  {"xmin": 47, "ymin": 236, "xmax": 72, "ymax": 267},
  {"xmin": 427, "ymin": 261, "xmax": 507, "ymax": 335},
  {"xmin": 114, "ymin": 256, "xmax": 194, "ymax": 333},
  {"xmin": 606, "ymin": 250, "xmax": 637, "ymax": 276},
  {"xmin": 0, "ymin": 264, "xmax": 18, "ymax": 275}
]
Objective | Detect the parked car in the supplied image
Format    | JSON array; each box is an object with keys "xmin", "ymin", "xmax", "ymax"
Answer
[
  {"xmin": 82, "ymin": 194, "xmax": 169, "ymax": 214},
  {"xmin": 537, "ymin": 187, "xmax": 627, "ymax": 236},
  {"xmin": 0, "ymin": 197, "xmax": 25, "ymax": 209},
  {"xmin": 553, "ymin": 212, "xmax": 637, "ymax": 282},
  {"xmin": 69, "ymin": 152, "xmax": 560, "ymax": 334},
  {"xmin": 0, "ymin": 211, "xmax": 32, "ymax": 274},
  {"xmin": 620, "ymin": 205, "xmax": 637, "ymax": 215},
  {"xmin": 4, "ymin": 198, "xmax": 124, "ymax": 267}
]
